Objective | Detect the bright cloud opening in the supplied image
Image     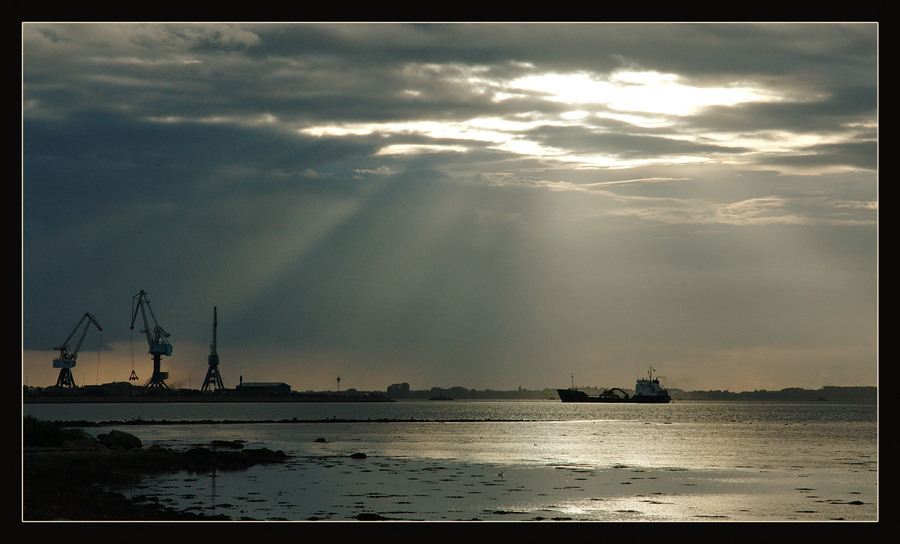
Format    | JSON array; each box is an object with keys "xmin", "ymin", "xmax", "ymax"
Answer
[
  {"xmin": 508, "ymin": 70, "xmax": 783, "ymax": 116},
  {"xmin": 297, "ymin": 65, "xmax": 849, "ymax": 170}
]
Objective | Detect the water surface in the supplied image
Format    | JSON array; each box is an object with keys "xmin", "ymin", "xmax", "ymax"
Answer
[{"xmin": 24, "ymin": 400, "xmax": 877, "ymax": 521}]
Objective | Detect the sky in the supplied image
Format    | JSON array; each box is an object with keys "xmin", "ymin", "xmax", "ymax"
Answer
[{"xmin": 22, "ymin": 22, "xmax": 878, "ymax": 394}]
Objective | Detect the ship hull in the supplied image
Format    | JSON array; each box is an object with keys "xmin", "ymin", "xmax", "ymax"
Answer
[
  {"xmin": 557, "ymin": 388, "xmax": 671, "ymax": 404},
  {"xmin": 627, "ymin": 395, "xmax": 671, "ymax": 404}
]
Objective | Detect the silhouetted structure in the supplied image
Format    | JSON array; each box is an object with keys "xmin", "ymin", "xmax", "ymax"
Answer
[
  {"xmin": 52, "ymin": 313, "xmax": 102, "ymax": 388},
  {"xmin": 201, "ymin": 307, "xmax": 225, "ymax": 392},
  {"xmin": 130, "ymin": 290, "xmax": 173, "ymax": 390},
  {"xmin": 235, "ymin": 382, "xmax": 291, "ymax": 396}
]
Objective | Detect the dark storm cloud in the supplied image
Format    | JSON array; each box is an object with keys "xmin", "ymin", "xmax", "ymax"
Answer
[
  {"xmin": 692, "ymin": 85, "xmax": 877, "ymax": 135},
  {"xmin": 750, "ymin": 140, "xmax": 877, "ymax": 172},
  {"xmin": 23, "ymin": 22, "xmax": 877, "ymax": 391}
]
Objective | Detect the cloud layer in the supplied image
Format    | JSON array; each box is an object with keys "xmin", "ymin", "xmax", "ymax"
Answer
[{"xmin": 23, "ymin": 23, "xmax": 877, "ymax": 392}]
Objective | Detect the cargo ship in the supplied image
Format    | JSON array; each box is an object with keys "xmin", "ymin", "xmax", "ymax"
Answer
[{"xmin": 557, "ymin": 367, "xmax": 671, "ymax": 403}]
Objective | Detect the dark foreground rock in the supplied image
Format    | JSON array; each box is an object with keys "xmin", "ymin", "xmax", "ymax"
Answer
[
  {"xmin": 23, "ymin": 427, "xmax": 288, "ymax": 521},
  {"xmin": 97, "ymin": 429, "xmax": 143, "ymax": 450}
]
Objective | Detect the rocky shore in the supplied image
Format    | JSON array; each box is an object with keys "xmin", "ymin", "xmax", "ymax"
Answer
[{"xmin": 22, "ymin": 419, "xmax": 288, "ymax": 521}]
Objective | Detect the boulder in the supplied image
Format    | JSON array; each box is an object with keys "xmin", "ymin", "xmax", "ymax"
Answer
[
  {"xmin": 97, "ymin": 429, "xmax": 142, "ymax": 450},
  {"xmin": 211, "ymin": 440, "xmax": 243, "ymax": 450},
  {"xmin": 62, "ymin": 428, "xmax": 99, "ymax": 449},
  {"xmin": 243, "ymin": 448, "xmax": 287, "ymax": 462}
]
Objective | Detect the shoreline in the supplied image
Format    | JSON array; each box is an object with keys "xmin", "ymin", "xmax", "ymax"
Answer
[
  {"xmin": 23, "ymin": 393, "xmax": 395, "ymax": 404},
  {"xmin": 23, "ymin": 439, "xmax": 290, "ymax": 521},
  {"xmin": 23, "ymin": 385, "xmax": 878, "ymax": 404},
  {"xmin": 23, "ymin": 422, "xmax": 877, "ymax": 522}
]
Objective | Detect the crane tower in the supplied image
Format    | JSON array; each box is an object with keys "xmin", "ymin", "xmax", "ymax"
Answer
[
  {"xmin": 52, "ymin": 312, "xmax": 102, "ymax": 388},
  {"xmin": 130, "ymin": 289, "xmax": 173, "ymax": 390},
  {"xmin": 201, "ymin": 306, "xmax": 225, "ymax": 392}
]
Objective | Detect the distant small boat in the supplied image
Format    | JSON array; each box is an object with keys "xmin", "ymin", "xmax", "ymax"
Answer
[{"xmin": 558, "ymin": 367, "xmax": 671, "ymax": 404}]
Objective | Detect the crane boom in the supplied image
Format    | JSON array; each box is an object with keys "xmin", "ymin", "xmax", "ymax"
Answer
[
  {"xmin": 210, "ymin": 306, "xmax": 218, "ymax": 360},
  {"xmin": 130, "ymin": 290, "xmax": 173, "ymax": 356},
  {"xmin": 53, "ymin": 312, "xmax": 102, "ymax": 388},
  {"xmin": 53, "ymin": 312, "xmax": 103, "ymax": 368},
  {"xmin": 130, "ymin": 289, "xmax": 173, "ymax": 390}
]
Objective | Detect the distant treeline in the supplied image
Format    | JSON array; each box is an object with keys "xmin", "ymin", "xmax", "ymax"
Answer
[
  {"xmin": 26, "ymin": 382, "xmax": 876, "ymax": 404},
  {"xmin": 667, "ymin": 385, "xmax": 877, "ymax": 402},
  {"xmin": 387, "ymin": 383, "xmax": 876, "ymax": 403}
]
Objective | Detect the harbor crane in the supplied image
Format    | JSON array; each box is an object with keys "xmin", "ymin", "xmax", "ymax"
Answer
[
  {"xmin": 52, "ymin": 312, "xmax": 102, "ymax": 388},
  {"xmin": 130, "ymin": 289, "xmax": 173, "ymax": 390},
  {"xmin": 201, "ymin": 306, "xmax": 225, "ymax": 392}
]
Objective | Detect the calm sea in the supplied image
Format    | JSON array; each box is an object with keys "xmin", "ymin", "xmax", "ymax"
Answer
[{"xmin": 23, "ymin": 400, "xmax": 878, "ymax": 522}]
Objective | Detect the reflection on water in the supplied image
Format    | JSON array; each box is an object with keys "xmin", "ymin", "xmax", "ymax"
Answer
[{"xmin": 26, "ymin": 401, "xmax": 877, "ymax": 521}]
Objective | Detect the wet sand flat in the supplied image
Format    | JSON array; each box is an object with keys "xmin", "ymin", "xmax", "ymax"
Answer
[{"xmin": 126, "ymin": 453, "xmax": 877, "ymax": 522}]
